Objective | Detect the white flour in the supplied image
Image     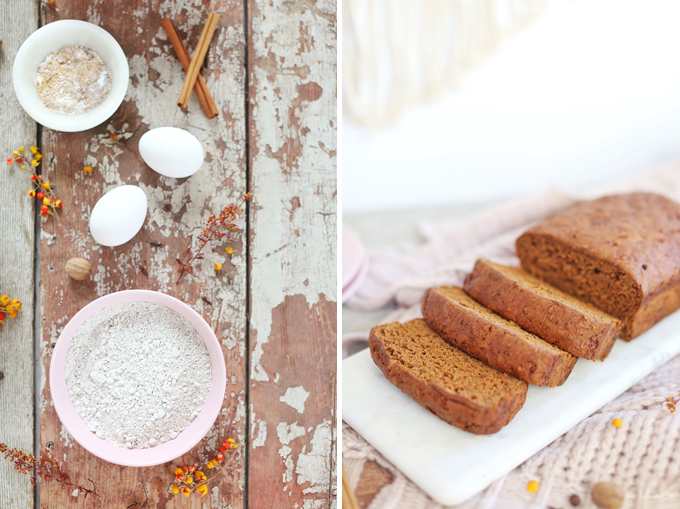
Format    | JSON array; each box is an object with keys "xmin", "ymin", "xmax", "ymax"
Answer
[{"xmin": 65, "ymin": 301, "xmax": 211, "ymax": 449}]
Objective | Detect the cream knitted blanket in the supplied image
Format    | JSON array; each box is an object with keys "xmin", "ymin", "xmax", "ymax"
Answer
[{"xmin": 343, "ymin": 162, "xmax": 680, "ymax": 508}]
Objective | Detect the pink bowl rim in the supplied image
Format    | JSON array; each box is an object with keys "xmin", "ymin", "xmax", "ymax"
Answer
[{"xmin": 49, "ymin": 289, "xmax": 226, "ymax": 467}]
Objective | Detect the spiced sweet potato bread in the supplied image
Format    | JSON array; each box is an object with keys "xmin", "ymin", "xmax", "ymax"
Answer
[
  {"xmin": 369, "ymin": 319, "xmax": 528, "ymax": 435},
  {"xmin": 464, "ymin": 259, "xmax": 622, "ymax": 360},
  {"xmin": 422, "ymin": 286, "xmax": 577, "ymax": 387},
  {"xmin": 516, "ymin": 193, "xmax": 680, "ymax": 340}
]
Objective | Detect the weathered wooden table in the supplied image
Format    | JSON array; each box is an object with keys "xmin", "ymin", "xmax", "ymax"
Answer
[{"xmin": 0, "ymin": 1, "xmax": 336, "ymax": 507}]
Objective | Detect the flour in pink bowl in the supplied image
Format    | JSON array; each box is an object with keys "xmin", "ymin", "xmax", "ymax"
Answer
[{"xmin": 64, "ymin": 301, "xmax": 211, "ymax": 449}]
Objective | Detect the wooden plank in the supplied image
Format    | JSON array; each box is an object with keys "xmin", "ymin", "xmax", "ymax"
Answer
[
  {"xmin": 38, "ymin": 2, "xmax": 247, "ymax": 507},
  {"xmin": 246, "ymin": 1, "xmax": 338, "ymax": 507},
  {"xmin": 354, "ymin": 460, "xmax": 393, "ymax": 508},
  {"xmin": 0, "ymin": 2, "xmax": 38, "ymax": 508}
]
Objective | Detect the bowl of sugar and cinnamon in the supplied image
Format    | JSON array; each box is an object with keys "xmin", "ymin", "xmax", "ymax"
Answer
[{"xmin": 13, "ymin": 20, "xmax": 129, "ymax": 132}]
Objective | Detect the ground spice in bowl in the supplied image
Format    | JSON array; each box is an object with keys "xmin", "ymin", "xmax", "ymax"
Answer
[
  {"xmin": 64, "ymin": 301, "xmax": 211, "ymax": 449},
  {"xmin": 36, "ymin": 45, "xmax": 112, "ymax": 114}
]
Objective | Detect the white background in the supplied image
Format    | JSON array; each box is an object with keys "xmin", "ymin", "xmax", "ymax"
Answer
[{"xmin": 343, "ymin": 0, "xmax": 680, "ymax": 213}]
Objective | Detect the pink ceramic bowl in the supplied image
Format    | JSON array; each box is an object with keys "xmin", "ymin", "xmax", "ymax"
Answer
[{"xmin": 49, "ymin": 290, "xmax": 226, "ymax": 467}]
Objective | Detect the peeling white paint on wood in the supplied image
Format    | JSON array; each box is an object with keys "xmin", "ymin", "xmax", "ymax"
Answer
[
  {"xmin": 280, "ymin": 385, "xmax": 310, "ymax": 414},
  {"xmin": 296, "ymin": 420, "xmax": 332, "ymax": 494},
  {"xmin": 0, "ymin": 3, "xmax": 38, "ymax": 507}
]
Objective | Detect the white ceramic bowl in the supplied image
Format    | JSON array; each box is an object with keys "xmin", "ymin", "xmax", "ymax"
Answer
[{"xmin": 13, "ymin": 20, "xmax": 129, "ymax": 132}]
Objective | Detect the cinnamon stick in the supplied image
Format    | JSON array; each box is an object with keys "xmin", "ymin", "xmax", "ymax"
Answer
[
  {"xmin": 161, "ymin": 18, "xmax": 218, "ymax": 118},
  {"xmin": 178, "ymin": 12, "xmax": 220, "ymax": 110}
]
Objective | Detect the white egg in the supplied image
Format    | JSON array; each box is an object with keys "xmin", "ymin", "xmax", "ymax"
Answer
[
  {"xmin": 139, "ymin": 127, "xmax": 205, "ymax": 178},
  {"xmin": 89, "ymin": 185, "xmax": 147, "ymax": 247}
]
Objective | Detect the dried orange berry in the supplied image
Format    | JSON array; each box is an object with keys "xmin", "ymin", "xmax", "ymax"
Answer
[
  {"xmin": 37, "ymin": 192, "xmax": 44, "ymax": 200},
  {"xmin": 42, "ymin": 181, "xmax": 50, "ymax": 189},
  {"xmin": 612, "ymin": 418, "xmax": 623, "ymax": 428},
  {"xmin": 55, "ymin": 200, "xmax": 62, "ymax": 209},
  {"xmin": 188, "ymin": 464, "xmax": 196, "ymax": 472},
  {"xmin": 171, "ymin": 485, "xmax": 180, "ymax": 494},
  {"xmin": 527, "ymin": 480, "xmax": 539, "ymax": 493},
  {"xmin": 6, "ymin": 158, "xmax": 13, "ymax": 164},
  {"xmin": 28, "ymin": 190, "xmax": 35, "ymax": 198},
  {"xmin": 43, "ymin": 198, "xmax": 50, "ymax": 206},
  {"xmin": 110, "ymin": 134, "xmax": 118, "ymax": 141},
  {"xmin": 226, "ymin": 247, "xmax": 233, "ymax": 254},
  {"xmin": 214, "ymin": 263, "xmax": 222, "ymax": 271},
  {"xmin": 216, "ymin": 453, "xmax": 224, "ymax": 461}
]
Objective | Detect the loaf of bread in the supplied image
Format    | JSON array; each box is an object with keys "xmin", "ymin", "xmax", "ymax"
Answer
[
  {"xmin": 464, "ymin": 259, "xmax": 623, "ymax": 360},
  {"xmin": 422, "ymin": 286, "xmax": 577, "ymax": 386},
  {"xmin": 516, "ymin": 193, "xmax": 680, "ymax": 340},
  {"xmin": 369, "ymin": 319, "xmax": 528, "ymax": 434}
]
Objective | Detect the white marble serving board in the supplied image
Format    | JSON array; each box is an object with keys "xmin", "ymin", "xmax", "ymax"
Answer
[{"xmin": 342, "ymin": 311, "xmax": 680, "ymax": 506}]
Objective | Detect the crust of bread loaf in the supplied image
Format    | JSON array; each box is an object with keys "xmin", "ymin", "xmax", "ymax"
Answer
[
  {"xmin": 464, "ymin": 259, "xmax": 622, "ymax": 360},
  {"xmin": 369, "ymin": 320, "xmax": 528, "ymax": 435}
]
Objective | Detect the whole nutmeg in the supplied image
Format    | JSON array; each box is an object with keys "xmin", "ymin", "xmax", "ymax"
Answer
[
  {"xmin": 65, "ymin": 258, "xmax": 92, "ymax": 281},
  {"xmin": 592, "ymin": 482, "xmax": 625, "ymax": 509}
]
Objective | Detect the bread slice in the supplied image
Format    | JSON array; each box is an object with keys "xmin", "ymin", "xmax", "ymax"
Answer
[
  {"xmin": 464, "ymin": 260, "xmax": 622, "ymax": 360},
  {"xmin": 369, "ymin": 319, "xmax": 528, "ymax": 434},
  {"xmin": 422, "ymin": 287, "xmax": 577, "ymax": 387}
]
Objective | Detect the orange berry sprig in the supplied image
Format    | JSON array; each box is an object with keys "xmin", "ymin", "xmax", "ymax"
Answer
[
  {"xmin": 39, "ymin": 0, "xmax": 59, "ymax": 12},
  {"xmin": 666, "ymin": 394, "xmax": 680, "ymax": 413},
  {"xmin": 176, "ymin": 194, "xmax": 252, "ymax": 283},
  {"xmin": 171, "ymin": 438, "xmax": 238, "ymax": 497},
  {"xmin": 0, "ymin": 442, "xmax": 98, "ymax": 497},
  {"xmin": 0, "ymin": 295, "xmax": 20, "ymax": 328},
  {"xmin": 7, "ymin": 146, "xmax": 62, "ymax": 220}
]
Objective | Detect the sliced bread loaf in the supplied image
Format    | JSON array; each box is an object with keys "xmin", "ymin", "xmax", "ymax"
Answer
[
  {"xmin": 422, "ymin": 286, "xmax": 577, "ymax": 387},
  {"xmin": 369, "ymin": 319, "xmax": 528, "ymax": 434},
  {"xmin": 464, "ymin": 259, "xmax": 622, "ymax": 360},
  {"xmin": 515, "ymin": 193, "xmax": 680, "ymax": 340}
]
